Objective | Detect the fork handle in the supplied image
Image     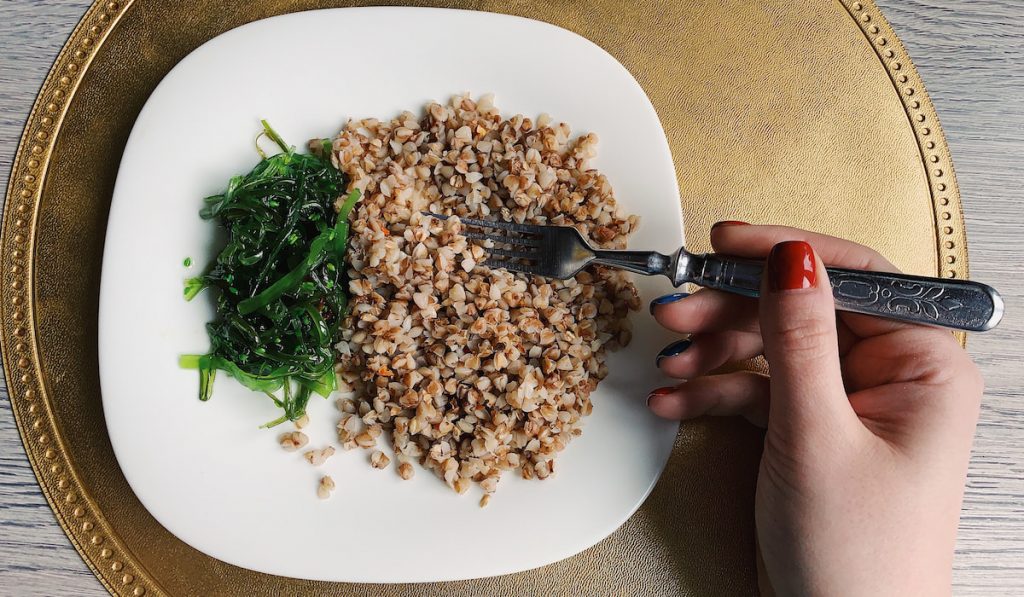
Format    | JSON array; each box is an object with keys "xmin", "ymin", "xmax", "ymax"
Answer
[{"xmin": 680, "ymin": 252, "xmax": 1003, "ymax": 332}]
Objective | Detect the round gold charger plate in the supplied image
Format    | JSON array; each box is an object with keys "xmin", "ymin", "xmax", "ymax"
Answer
[{"xmin": 1, "ymin": 0, "xmax": 967, "ymax": 595}]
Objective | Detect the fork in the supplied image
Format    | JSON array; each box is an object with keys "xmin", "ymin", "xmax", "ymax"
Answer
[{"xmin": 425, "ymin": 213, "xmax": 1003, "ymax": 333}]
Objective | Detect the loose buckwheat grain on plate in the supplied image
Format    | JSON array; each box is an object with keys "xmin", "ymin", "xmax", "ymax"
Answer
[
  {"xmin": 369, "ymin": 449, "xmax": 391, "ymax": 469},
  {"xmin": 303, "ymin": 446, "xmax": 335, "ymax": 466},
  {"xmin": 278, "ymin": 431, "xmax": 309, "ymax": 452},
  {"xmin": 317, "ymin": 475, "xmax": 335, "ymax": 499},
  {"xmin": 324, "ymin": 93, "xmax": 640, "ymax": 500}
]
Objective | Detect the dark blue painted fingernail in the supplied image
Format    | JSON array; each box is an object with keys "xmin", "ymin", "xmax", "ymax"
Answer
[
  {"xmin": 649, "ymin": 292, "xmax": 689, "ymax": 315},
  {"xmin": 656, "ymin": 339, "xmax": 692, "ymax": 367}
]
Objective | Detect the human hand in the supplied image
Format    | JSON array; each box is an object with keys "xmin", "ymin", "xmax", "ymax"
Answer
[{"xmin": 648, "ymin": 223, "xmax": 983, "ymax": 596}]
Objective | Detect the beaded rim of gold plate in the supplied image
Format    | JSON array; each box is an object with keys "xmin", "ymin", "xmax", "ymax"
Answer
[
  {"xmin": 0, "ymin": 1, "xmax": 967, "ymax": 594},
  {"xmin": 842, "ymin": 0, "xmax": 968, "ymax": 281},
  {"xmin": 2, "ymin": 5, "xmax": 160, "ymax": 596}
]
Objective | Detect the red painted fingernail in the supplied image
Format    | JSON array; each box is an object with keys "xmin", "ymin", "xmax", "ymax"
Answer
[
  {"xmin": 711, "ymin": 220, "xmax": 749, "ymax": 231},
  {"xmin": 647, "ymin": 386, "xmax": 676, "ymax": 407},
  {"xmin": 767, "ymin": 241, "xmax": 817, "ymax": 291}
]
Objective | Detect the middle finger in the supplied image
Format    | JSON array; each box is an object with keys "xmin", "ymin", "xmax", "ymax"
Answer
[
  {"xmin": 656, "ymin": 330, "xmax": 764, "ymax": 379},
  {"xmin": 650, "ymin": 289, "xmax": 760, "ymax": 335}
]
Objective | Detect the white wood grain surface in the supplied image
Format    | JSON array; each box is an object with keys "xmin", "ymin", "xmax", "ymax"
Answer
[{"xmin": 1, "ymin": 1, "xmax": 1021, "ymax": 595}]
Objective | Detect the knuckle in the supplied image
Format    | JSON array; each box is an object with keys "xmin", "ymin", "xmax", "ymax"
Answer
[
  {"xmin": 910, "ymin": 335, "xmax": 984, "ymax": 414},
  {"xmin": 919, "ymin": 332, "xmax": 984, "ymax": 389},
  {"xmin": 767, "ymin": 317, "xmax": 836, "ymax": 361}
]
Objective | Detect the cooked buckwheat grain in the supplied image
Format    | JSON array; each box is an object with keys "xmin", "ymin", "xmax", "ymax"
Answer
[
  {"xmin": 317, "ymin": 475, "xmax": 335, "ymax": 499},
  {"xmin": 303, "ymin": 446, "xmax": 335, "ymax": 466},
  {"xmin": 278, "ymin": 431, "xmax": 309, "ymax": 452}
]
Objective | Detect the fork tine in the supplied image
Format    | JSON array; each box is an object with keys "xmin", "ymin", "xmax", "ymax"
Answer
[
  {"xmin": 456, "ymin": 216, "xmax": 540, "ymax": 235},
  {"xmin": 463, "ymin": 231, "xmax": 538, "ymax": 247},
  {"xmin": 485, "ymin": 247, "xmax": 537, "ymax": 261},
  {"xmin": 422, "ymin": 211, "xmax": 541, "ymax": 236},
  {"xmin": 481, "ymin": 259, "xmax": 539, "ymax": 276},
  {"xmin": 423, "ymin": 212, "xmax": 548, "ymax": 277}
]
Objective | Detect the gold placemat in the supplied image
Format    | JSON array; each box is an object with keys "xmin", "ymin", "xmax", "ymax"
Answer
[{"xmin": 0, "ymin": 0, "xmax": 966, "ymax": 595}]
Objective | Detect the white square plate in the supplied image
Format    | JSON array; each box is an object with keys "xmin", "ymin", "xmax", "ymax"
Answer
[{"xmin": 100, "ymin": 6, "xmax": 683, "ymax": 582}]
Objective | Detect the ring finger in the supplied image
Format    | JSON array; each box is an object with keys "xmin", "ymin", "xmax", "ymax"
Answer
[{"xmin": 656, "ymin": 330, "xmax": 764, "ymax": 379}]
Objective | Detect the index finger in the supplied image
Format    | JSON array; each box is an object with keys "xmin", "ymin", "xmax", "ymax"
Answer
[
  {"xmin": 709, "ymin": 223, "xmax": 930, "ymax": 339},
  {"xmin": 711, "ymin": 224, "xmax": 900, "ymax": 272}
]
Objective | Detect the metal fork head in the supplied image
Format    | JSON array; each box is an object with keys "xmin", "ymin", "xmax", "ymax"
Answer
[{"xmin": 424, "ymin": 213, "xmax": 596, "ymax": 279}]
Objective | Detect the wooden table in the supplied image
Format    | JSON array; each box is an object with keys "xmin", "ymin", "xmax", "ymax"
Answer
[{"xmin": 1, "ymin": 1, "xmax": 1021, "ymax": 594}]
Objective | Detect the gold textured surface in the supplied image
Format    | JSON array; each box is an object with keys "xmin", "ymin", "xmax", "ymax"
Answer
[{"xmin": 0, "ymin": 0, "xmax": 967, "ymax": 595}]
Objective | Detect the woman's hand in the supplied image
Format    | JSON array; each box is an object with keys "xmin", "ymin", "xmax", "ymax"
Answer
[{"xmin": 648, "ymin": 223, "xmax": 983, "ymax": 596}]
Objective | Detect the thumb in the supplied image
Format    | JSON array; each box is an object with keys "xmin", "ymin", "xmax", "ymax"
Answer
[{"xmin": 759, "ymin": 241, "xmax": 853, "ymax": 440}]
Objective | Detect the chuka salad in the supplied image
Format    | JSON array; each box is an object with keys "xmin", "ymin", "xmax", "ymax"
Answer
[{"xmin": 181, "ymin": 121, "xmax": 360, "ymax": 427}]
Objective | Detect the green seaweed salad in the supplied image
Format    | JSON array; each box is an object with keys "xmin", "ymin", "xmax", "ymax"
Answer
[{"xmin": 180, "ymin": 121, "xmax": 360, "ymax": 428}]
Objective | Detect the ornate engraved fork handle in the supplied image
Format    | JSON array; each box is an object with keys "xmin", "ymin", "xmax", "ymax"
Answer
[
  {"xmin": 824, "ymin": 267, "xmax": 1003, "ymax": 331},
  {"xmin": 675, "ymin": 251, "xmax": 1004, "ymax": 332}
]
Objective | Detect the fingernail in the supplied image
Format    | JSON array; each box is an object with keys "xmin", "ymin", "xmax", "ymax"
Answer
[
  {"xmin": 767, "ymin": 240, "xmax": 817, "ymax": 292},
  {"xmin": 649, "ymin": 292, "xmax": 689, "ymax": 314},
  {"xmin": 711, "ymin": 220, "xmax": 749, "ymax": 231},
  {"xmin": 647, "ymin": 386, "xmax": 677, "ymax": 407},
  {"xmin": 656, "ymin": 339, "xmax": 692, "ymax": 366}
]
